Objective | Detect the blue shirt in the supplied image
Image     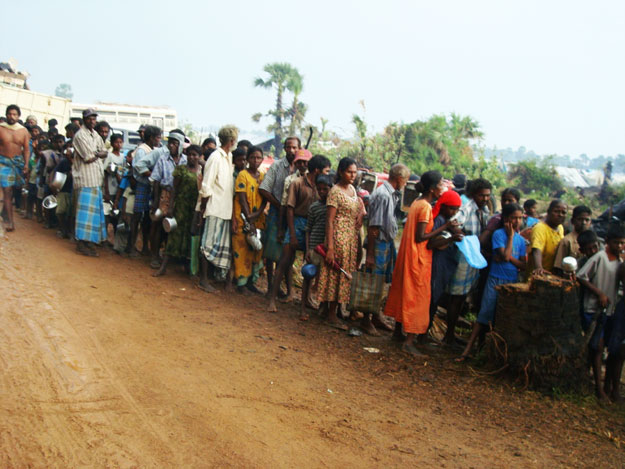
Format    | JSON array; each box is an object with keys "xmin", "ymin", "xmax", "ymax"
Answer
[
  {"xmin": 489, "ymin": 228, "xmax": 526, "ymax": 281},
  {"xmin": 526, "ymin": 216, "xmax": 539, "ymax": 228},
  {"xmin": 150, "ymin": 151, "xmax": 187, "ymax": 190},
  {"xmin": 368, "ymin": 181, "xmax": 400, "ymax": 242}
]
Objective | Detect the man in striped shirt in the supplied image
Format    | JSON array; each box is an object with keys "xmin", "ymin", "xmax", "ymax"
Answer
[{"xmin": 72, "ymin": 109, "xmax": 108, "ymax": 257}]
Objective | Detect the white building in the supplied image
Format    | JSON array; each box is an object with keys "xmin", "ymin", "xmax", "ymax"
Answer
[{"xmin": 70, "ymin": 102, "xmax": 178, "ymax": 132}]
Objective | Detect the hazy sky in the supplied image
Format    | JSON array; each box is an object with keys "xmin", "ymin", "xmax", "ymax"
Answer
[{"xmin": 3, "ymin": 0, "xmax": 624, "ymax": 157}]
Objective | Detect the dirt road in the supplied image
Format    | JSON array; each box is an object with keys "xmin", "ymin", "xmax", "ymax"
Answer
[{"xmin": 0, "ymin": 218, "xmax": 623, "ymax": 468}]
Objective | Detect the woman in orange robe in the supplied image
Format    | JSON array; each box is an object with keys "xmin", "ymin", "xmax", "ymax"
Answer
[{"xmin": 384, "ymin": 171, "xmax": 454, "ymax": 356}]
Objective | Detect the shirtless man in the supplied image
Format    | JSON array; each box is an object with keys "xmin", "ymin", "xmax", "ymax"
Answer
[{"xmin": 0, "ymin": 105, "xmax": 30, "ymax": 231}]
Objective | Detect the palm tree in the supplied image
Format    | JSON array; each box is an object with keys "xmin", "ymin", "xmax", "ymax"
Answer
[
  {"xmin": 286, "ymin": 72, "xmax": 307, "ymax": 136},
  {"xmin": 450, "ymin": 113, "xmax": 483, "ymax": 142},
  {"xmin": 253, "ymin": 62, "xmax": 303, "ymax": 155}
]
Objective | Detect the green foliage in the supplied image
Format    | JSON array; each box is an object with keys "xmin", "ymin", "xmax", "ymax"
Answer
[
  {"xmin": 328, "ymin": 111, "xmax": 504, "ymax": 188},
  {"xmin": 180, "ymin": 121, "xmax": 198, "ymax": 144},
  {"xmin": 507, "ymin": 157, "xmax": 564, "ymax": 196}
]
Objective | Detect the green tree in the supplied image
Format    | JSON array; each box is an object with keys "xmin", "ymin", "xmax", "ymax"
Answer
[
  {"xmin": 286, "ymin": 73, "xmax": 307, "ymax": 136},
  {"xmin": 507, "ymin": 157, "xmax": 564, "ymax": 195},
  {"xmin": 180, "ymin": 121, "xmax": 199, "ymax": 144},
  {"xmin": 54, "ymin": 83, "xmax": 73, "ymax": 99},
  {"xmin": 252, "ymin": 62, "xmax": 303, "ymax": 156}
]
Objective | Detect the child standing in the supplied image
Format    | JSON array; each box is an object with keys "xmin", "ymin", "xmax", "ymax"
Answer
[
  {"xmin": 577, "ymin": 230, "xmax": 600, "ymax": 270},
  {"xmin": 427, "ymin": 189, "xmax": 464, "ymax": 332},
  {"xmin": 457, "ymin": 203, "xmax": 527, "ymax": 361},
  {"xmin": 301, "ymin": 174, "xmax": 333, "ymax": 321},
  {"xmin": 51, "ymin": 142, "xmax": 74, "ymax": 239},
  {"xmin": 577, "ymin": 224, "xmax": 625, "ymax": 401},
  {"xmin": 554, "ymin": 205, "xmax": 592, "ymax": 275},
  {"xmin": 267, "ymin": 154, "xmax": 331, "ymax": 312},
  {"xmin": 103, "ymin": 134, "xmax": 125, "ymax": 234},
  {"xmin": 523, "ymin": 199, "xmax": 539, "ymax": 228},
  {"xmin": 232, "ymin": 146, "xmax": 268, "ymax": 293}
]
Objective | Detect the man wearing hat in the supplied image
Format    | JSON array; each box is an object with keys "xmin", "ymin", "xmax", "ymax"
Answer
[
  {"xmin": 137, "ymin": 124, "xmax": 146, "ymax": 144},
  {"xmin": 71, "ymin": 108, "xmax": 108, "ymax": 256},
  {"xmin": 267, "ymin": 152, "xmax": 331, "ymax": 312}
]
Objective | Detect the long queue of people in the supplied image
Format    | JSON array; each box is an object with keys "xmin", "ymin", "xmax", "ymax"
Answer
[{"xmin": 1, "ymin": 104, "xmax": 624, "ymax": 403}]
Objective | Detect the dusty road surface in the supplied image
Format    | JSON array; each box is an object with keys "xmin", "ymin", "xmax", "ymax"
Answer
[{"xmin": 0, "ymin": 218, "xmax": 624, "ymax": 468}]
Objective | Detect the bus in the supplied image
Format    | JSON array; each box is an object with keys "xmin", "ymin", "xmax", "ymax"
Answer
[{"xmin": 70, "ymin": 102, "xmax": 178, "ymax": 133}]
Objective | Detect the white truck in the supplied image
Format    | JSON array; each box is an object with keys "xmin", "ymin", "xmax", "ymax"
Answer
[{"xmin": 0, "ymin": 82, "xmax": 71, "ymax": 128}]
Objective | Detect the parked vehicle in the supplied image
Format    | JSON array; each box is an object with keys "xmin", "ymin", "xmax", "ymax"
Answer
[{"xmin": 0, "ymin": 83, "xmax": 71, "ymax": 128}]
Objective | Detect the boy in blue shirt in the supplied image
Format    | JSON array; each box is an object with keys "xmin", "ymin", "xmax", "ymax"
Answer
[{"xmin": 457, "ymin": 203, "xmax": 527, "ymax": 361}]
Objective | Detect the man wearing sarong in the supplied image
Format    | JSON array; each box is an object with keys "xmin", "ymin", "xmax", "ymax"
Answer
[
  {"xmin": 198, "ymin": 125, "xmax": 238, "ymax": 293},
  {"xmin": 130, "ymin": 125, "xmax": 162, "ymax": 257},
  {"xmin": 72, "ymin": 108, "xmax": 108, "ymax": 257},
  {"xmin": 258, "ymin": 136, "xmax": 299, "ymax": 294},
  {"xmin": 364, "ymin": 163, "xmax": 410, "ymax": 335},
  {"xmin": 0, "ymin": 104, "xmax": 30, "ymax": 232}
]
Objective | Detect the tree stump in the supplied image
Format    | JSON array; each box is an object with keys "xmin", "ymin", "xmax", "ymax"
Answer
[{"xmin": 490, "ymin": 275, "xmax": 587, "ymax": 392}]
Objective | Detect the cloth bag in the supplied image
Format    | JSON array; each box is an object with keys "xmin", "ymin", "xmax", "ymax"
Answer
[{"xmin": 348, "ymin": 270, "xmax": 385, "ymax": 314}]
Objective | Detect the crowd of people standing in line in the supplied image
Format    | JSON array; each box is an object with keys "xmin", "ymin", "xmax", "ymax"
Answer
[{"xmin": 0, "ymin": 104, "xmax": 624, "ymax": 403}]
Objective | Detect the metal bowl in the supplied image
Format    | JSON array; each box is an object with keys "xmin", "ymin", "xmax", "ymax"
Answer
[
  {"xmin": 246, "ymin": 229, "xmax": 263, "ymax": 251},
  {"xmin": 562, "ymin": 256, "xmax": 578, "ymax": 273},
  {"xmin": 162, "ymin": 217, "xmax": 177, "ymax": 232},
  {"xmin": 150, "ymin": 208, "xmax": 164, "ymax": 221},
  {"xmin": 42, "ymin": 194, "xmax": 57, "ymax": 210},
  {"xmin": 50, "ymin": 172, "xmax": 67, "ymax": 190}
]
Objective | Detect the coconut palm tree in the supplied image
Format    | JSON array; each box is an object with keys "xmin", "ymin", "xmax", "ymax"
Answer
[
  {"xmin": 286, "ymin": 72, "xmax": 307, "ymax": 136},
  {"xmin": 253, "ymin": 62, "xmax": 303, "ymax": 155}
]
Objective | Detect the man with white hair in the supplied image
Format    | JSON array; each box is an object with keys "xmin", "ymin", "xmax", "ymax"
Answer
[
  {"xmin": 363, "ymin": 163, "xmax": 410, "ymax": 334},
  {"xmin": 198, "ymin": 125, "xmax": 238, "ymax": 293}
]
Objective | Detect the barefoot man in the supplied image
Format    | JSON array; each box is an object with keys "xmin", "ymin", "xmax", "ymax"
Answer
[
  {"xmin": 72, "ymin": 108, "xmax": 108, "ymax": 257},
  {"xmin": 0, "ymin": 105, "xmax": 30, "ymax": 232}
]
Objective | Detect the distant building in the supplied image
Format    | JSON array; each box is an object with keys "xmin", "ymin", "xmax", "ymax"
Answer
[{"xmin": 70, "ymin": 102, "xmax": 178, "ymax": 133}]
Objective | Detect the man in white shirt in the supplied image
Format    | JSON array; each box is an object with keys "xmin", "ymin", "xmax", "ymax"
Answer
[{"xmin": 198, "ymin": 125, "xmax": 238, "ymax": 293}]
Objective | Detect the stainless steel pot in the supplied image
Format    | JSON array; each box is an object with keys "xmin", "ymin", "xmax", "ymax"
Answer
[
  {"xmin": 42, "ymin": 194, "xmax": 57, "ymax": 210},
  {"xmin": 246, "ymin": 229, "xmax": 263, "ymax": 251},
  {"xmin": 162, "ymin": 217, "xmax": 177, "ymax": 232},
  {"xmin": 150, "ymin": 208, "xmax": 164, "ymax": 221},
  {"xmin": 50, "ymin": 172, "xmax": 67, "ymax": 191}
]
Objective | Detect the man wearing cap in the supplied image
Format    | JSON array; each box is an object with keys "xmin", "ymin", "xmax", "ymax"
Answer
[
  {"xmin": 0, "ymin": 104, "xmax": 30, "ymax": 232},
  {"xmin": 137, "ymin": 124, "xmax": 146, "ymax": 144},
  {"xmin": 72, "ymin": 108, "xmax": 108, "ymax": 256},
  {"xmin": 267, "ymin": 153, "xmax": 331, "ymax": 312}
]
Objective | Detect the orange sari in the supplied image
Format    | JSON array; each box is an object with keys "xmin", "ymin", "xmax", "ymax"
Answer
[{"xmin": 384, "ymin": 198, "xmax": 433, "ymax": 334}]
